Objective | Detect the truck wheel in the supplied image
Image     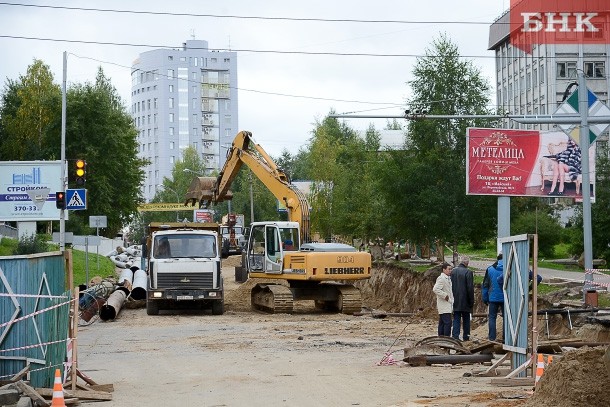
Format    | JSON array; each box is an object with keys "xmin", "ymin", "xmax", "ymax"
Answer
[
  {"xmin": 146, "ymin": 299, "xmax": 159, "ymax": 315},
  {"xmin": 221, "ymin": 239, "xmax": 230, "ymax": 259},
  {"xmin": 212, "ymin": 300, "xmax": 224, "ymax": 315}
]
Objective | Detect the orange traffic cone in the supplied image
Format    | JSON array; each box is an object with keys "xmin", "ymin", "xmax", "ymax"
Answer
[
  {"xmin": 534, "ymin": 354, "xmax": 545, "ymax": 385},
  {"xmin": 51, "ymin": 368, "xmax": 66, "ymax": 407}
]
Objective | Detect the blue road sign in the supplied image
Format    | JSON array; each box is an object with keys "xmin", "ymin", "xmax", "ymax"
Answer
[{"xmin": 66, "ymin": 189, "xmax": 87, "ymax": 210}]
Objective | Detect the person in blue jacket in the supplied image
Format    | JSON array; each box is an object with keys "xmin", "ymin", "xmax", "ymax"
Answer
[{"xmin": 482, "ymin": 254, "xmax": 504, "ymax": 341}]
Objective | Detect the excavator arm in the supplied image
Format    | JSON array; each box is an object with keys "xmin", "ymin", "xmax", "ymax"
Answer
[{"xmin": 185, "ymin": 131, "xmax": 311, "ymax": 243}]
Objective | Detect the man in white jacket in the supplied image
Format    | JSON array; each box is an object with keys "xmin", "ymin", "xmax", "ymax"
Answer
[{"xmin": 433, "ymin": 262, "xmax": 454, "ymax": 336}]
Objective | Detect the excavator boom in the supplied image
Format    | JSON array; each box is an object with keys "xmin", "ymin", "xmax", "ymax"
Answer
[{"xmin": 185, "ymin": 131, "xmax": 311, "ymax": 243}]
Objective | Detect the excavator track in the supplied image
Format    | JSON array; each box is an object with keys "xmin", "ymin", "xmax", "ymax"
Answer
[
  {"xmin": 251, "ymin": 284, "xmax": 294, "ymax": 314},
  {"xmin": 335, "ymin": 285, "xmax": 362, "ymax": 315}
]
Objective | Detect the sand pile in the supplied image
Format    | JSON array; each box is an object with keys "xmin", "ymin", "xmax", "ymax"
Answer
[{"xmin": 525, "ymin": 347, "xmax": 610, "ymax": 407}]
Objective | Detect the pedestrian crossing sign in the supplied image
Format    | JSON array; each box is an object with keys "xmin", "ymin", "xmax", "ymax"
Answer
[{"xmin": 66, "ymin": 189, "xmax": 87, "ymax": 210}]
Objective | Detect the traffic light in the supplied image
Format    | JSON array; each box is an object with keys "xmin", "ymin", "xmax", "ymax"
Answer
[
  {"xmin": 75, "ymin": 159, "xmax": 86, "ymax": 186},
  {"xmin": 55, "ymin": 191, "xmax": 65, "ymax": 209}
]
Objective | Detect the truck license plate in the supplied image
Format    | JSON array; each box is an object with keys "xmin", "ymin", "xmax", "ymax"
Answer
[{"xmin": 177, "ymin": 295, "xmax": 194, "ymax": 301}]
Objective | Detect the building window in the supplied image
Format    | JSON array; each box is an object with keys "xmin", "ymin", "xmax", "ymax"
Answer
[
  {"xmin": 170, "ymin": 141, "xmax": 174, "ymax": 149},
  {"xmin": 192, "ymin": 98, "xmax": 197, "ymax": 108},
  {"xmin": 180, "ymin": 57, "xmax": 186, "ymax": 62},
  {"xmin": 154, "ymin": 98, "xmax": 158, "ymax": 108},
  {"xmin": 168, "ymin": 56, "xmax": 173, "ymax": 61},
  {"xmin": 169, "ymin": 84, "xmax": 174, "ymax": 92},
  {"xmin": 169, "ymin": 127, "xmax": 174, "ymax": 136},
  {"xmin": 167, "ymin": 69, "xmax": 174, "ymax": 80},
  {"xmin": 169, "ymin": 113, "xmax": 174, "ymax": 123},
  {"xmin": 168, "ymin": 98, "xmax": 174, "ymax": 109},
  {"xmin": 211, "ymin": 58, "xmax": 217, "ymax": 63},
  {"xmin": 556, "ymin": 62, "xmax": 577, "ymax": 78},
  {"xmin": 170, "ymin": 156, "xmax": 175, "ymax": 164},
  {"xmin": 584, "ymin": 62, "xmax": 605, "ymax": 78}
]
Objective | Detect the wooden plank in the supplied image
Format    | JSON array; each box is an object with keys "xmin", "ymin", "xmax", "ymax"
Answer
[
  {"xmin": 14, "ymin": 381, "xmax": 49, "ymax": 406},
  {"xmin": 35, "ymin": 387, "xmax": 113, "ymax": 401},
  {"xmin": 10, "ymin": 365, "xmax": 30, "ymax": 382},
  {"xmin": 90, "ymin": 384, "xmax": 114, "ymax": 393},
  {"xmin": 76, "ymin": 369, "xmax": 98, "ymax": 386},
  {"xmin": 490, "ymin": 377, "xmax": 535, "ymax": 387}
]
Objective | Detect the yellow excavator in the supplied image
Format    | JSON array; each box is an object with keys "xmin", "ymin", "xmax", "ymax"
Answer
[{"xmin": 185, "ymin": 130, "xmax": 372, "ymax": 314}]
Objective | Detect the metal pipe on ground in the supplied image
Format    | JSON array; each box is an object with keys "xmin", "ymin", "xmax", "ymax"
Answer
[
  {"xmin": 117, "ymin": 268, "xmax": 134, "ymax": 294},
  {"xmin": 100, "ymin": 290, "xmax": 127, "ymax": 321},
  {"xmin": 130, "ymin": 269, "xmax": 148, "ymax": 300},
  {"xmin": 80, "ymin": 297, "xmax": 106, "ymax": 322},
  {"xmin": 405, "ymin": 353, "xmax": 493, "ymax": 366}
]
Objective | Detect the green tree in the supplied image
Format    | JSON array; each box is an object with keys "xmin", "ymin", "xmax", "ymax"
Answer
[
  {"xmin": 62, "ymin": 68, "xmax": 145, "ymax": 236},
  {"xmin": 307, "ymin": 114, "xmax": 384, "ymax": 242},
  {"xmin": 0, "ymin": 59, "xmax": 61, "ymax": 160},
  {"xmin": 376, "ymin": 34, "xmax": 498, "ymax": 256},
  {"xmin": 511, "ymin": 211, "xmax": 562, "ymax": 258}
]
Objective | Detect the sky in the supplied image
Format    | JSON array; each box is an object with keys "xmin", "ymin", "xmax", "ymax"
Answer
[{"xmin": 0, "ymin": 0, "xmax": 510, "ymax": 158}]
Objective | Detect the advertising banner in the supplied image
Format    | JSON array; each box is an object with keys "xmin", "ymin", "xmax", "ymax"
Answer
[
  {"xmin": 467, "ymin": 128, "xmax": 595, "ymax": 199},
  {"xmin": 0, "ymin": 161, "xmax": 63, "ymax": 221}
]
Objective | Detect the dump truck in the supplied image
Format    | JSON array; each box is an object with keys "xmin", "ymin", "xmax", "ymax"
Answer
[
  {"xmin": 185, "ymin": 130, "xmax": 372, "ymax": 314},
  {"xmin": 144, "ymin": 222, "xmax": 224, "ymax": 315}
]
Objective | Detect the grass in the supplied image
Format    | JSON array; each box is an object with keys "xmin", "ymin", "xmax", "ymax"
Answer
[{"xmin": 1, "ymin": 238, "xmax": 117, "ymax": 287}]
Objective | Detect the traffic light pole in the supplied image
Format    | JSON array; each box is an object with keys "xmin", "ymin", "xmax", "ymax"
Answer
[{"xmin": 60, "ymin": 51, "xmax": 67, "ymax": 252}]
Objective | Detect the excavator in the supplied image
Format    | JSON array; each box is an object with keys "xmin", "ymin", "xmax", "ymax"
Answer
[{"xmin": 185, "ymin": 130, "xmax": 372, "ymax": 314}]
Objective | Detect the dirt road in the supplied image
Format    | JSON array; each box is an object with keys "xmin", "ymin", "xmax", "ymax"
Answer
[{"xmin": 77, "ymin": 266, "xmax": 528, "ymax": 407}]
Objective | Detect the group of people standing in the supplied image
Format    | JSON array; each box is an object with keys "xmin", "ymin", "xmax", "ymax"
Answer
[{"xmin": 432, "ymin": 255, "xmax": 505, "ymax": 342}]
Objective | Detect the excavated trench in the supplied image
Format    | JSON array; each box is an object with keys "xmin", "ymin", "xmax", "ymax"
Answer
[{"xmin": 354, "ymin": 261, "xmax": 610, "ymax": 342}]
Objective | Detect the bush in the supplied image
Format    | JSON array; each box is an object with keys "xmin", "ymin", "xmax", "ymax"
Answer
[
  {"xmin": 13, "ymin": 234, "xmax": 50, "ymax": 255},
  {"xmin": 511, "ymin": 212, "xmax": 563, "ymax": 258}
]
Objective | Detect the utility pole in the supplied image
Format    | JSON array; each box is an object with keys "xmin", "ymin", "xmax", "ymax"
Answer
[{"xmin": 60, "ymin": 52, "xmax": 67, "ymax": 251}]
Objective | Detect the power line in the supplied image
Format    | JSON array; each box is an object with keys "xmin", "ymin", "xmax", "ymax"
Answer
[
  {"xmin": 0, "ymin": 34, "xmax": 497, "ymax": 58},
  {"xmin": 0, "ymin": 2, "xmax": 502, "ymax": 25},
  {"xmin": 71, "ymin": 53, "xmax": 406, "ymax": 107}
]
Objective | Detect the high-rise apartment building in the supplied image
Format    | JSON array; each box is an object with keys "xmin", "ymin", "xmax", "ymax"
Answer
[
  {"xmin": 131, "ymin": 40, "xmax": 238, "ymax": 201},
  {"xmin": 489, "ymin": 10, "xmax": 609, "ymax": 137}
]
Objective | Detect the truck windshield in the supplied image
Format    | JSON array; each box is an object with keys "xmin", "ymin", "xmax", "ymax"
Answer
[{"xmin": 154, "ymin": 234, "xmax": 216, "ymax": 258}]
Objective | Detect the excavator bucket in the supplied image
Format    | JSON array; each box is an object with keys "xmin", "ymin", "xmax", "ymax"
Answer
[{"xmin": 184, "ymin": 176, "xmax": 233, "ymax": 207}]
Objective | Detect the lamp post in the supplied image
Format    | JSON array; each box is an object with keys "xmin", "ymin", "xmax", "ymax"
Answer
[{"xmin": 157, "ymin": 184, "xmax": 180, "ymax": 222}]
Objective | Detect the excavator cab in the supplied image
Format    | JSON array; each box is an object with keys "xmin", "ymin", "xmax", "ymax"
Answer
[{"xmin": 246, "ymin": 221, "xmax": 300, "ymax": 275}]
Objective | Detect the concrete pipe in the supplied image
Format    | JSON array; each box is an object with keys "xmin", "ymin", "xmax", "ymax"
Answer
[
  {"xmin": 117, "ymin": 268, "xmax": 134, "ymax": 294},
  {"xmin": 114, "ymin": 253, "xmax": 130, "ymax": 262},
  {"xmin": 130, "ymin": 269, "xmax": 148, "ymax": 300},
  {"xmin": 111, "ymin": 259, "xmax": 129, "ymax": 269},
  {"xmin": 99, "ymin": 290, "xmax": 127, "ymax": 321}
]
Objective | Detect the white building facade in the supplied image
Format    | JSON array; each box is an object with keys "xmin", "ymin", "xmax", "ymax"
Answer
[{"xmin": 131, "ymin": 40, "xmax": 238, "ymax": 201}]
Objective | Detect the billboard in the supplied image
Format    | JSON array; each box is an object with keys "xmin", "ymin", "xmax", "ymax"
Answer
[
  {"xmin": 0, "ymin": 161, "xmax": 63, "ymax": 221},
  {"xmin": 466, "ymin": 128, "xmax": 595, "ymax": 199}
]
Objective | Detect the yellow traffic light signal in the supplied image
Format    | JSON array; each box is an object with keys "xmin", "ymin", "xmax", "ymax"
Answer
[{"xmin": 75, "ymin": 159, "xmax": 86, "ymax": 186}]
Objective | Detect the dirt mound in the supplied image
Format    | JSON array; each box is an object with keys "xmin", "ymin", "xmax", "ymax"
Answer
[
  {"xmin": 355, "ymin": 261, "xmax": 488, "ymax": 316},
  {"xmin": 524, "ymin": 347, "xmax": 610, "ymax": 407}
]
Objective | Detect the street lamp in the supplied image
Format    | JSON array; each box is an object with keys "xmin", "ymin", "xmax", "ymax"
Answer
[{"xmin": 157, "ymin": 184, "xmax": 180, "ymax": 222}]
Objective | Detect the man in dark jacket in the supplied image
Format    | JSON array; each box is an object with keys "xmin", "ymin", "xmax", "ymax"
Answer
[
  {"xmin": 451, "ymin": 256, "xmax": 474, "ymax": 341},
  {"xmin": 482, "ymin": 254, "xmax": 504, "ymax": 341}
]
